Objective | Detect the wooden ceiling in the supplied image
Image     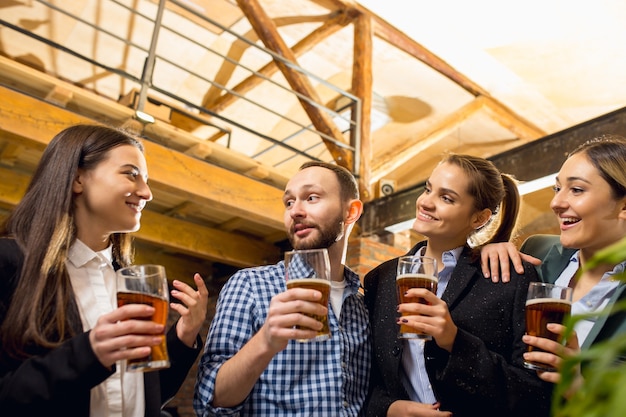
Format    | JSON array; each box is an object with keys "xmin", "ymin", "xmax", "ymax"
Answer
[{"xmin": 1, "ymin": 0, "xmax": 625, "ymax": 282}]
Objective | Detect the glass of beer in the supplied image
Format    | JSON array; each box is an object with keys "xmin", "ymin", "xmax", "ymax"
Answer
[
  {"xmin": 284, "ymin": 248, "xmax": 332, "ymax": 342},
  {"xmin": 396, "ymin": 255, "xmax": 438, "ymax": 340},
  {"xmin": 524, "ymin": 282, "xmax": 573, "ymax": 371},
  {"xmin": 116, "ymin": 264, "xmax": 170, "ymax": 372}
]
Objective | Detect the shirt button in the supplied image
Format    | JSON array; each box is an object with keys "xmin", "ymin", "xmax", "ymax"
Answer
[
  {"xmin": 343, "ymin": 401, "xmax": 349, "ymax": 408},
  {"xmin": 341, "ymin": 361, "xmax": 347, "ymax": 369}
]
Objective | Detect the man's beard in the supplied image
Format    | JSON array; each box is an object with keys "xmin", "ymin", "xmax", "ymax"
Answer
[{"xmin": 289, "ymin": 213, "xmax": 344, "ymax": 250}]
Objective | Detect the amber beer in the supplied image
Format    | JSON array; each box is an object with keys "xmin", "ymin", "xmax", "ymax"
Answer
[
  {"xmin": 116, "ymin": 264, "xmax": 170, "ymax": 372},
  {"xmin": 396, "ymin": 273, "xmax": 438, "ymax": 339},
  {"xmin": 284, "ymin": 249, "xmax": 332, "ymax": 342},
  {"xmin": 286, "ymin": 278, "xmax": 331, "ymax": 341},
  {"xmin": 117, "ymin": 291, "xmax": 170, "ymax": 371},
  {"xmin": 524, "ymin": 298, "xmax": 572, "ymax": 370}
]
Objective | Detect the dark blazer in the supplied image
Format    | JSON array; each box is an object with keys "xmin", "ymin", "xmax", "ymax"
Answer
[
  {"xmin": 0, "ymin": 237, "xmax": 201, "ymax": 416},
  {"xmin": 521, "ymin": 234, "xmax": 626, "ymax": 350},
  {"xmin": 364, "ymin": 242, "xmax": 552, "ymax": 417}
]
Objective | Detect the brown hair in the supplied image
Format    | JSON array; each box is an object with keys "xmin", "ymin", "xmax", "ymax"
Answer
[
  {"xmin": 299, "ymin": 161, "xmax": 360, "ymax": 201},
  {"xmin": 1, "ymin": 124, "xmax": 144, "ymax": 359},
  {"xmin": 568, "ymin": 134, "xmax": 626, "ymax": 200},
  {"xmin": 442, "ymin": 154, "xmax": 520, "ymax": 245}
]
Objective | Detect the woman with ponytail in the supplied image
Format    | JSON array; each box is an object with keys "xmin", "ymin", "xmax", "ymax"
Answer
[{"xmin": 364, "ymin": 154, "xmax": 551, "ymax": 417}]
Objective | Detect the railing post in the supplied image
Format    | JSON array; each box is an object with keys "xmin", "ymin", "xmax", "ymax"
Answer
[{"xmin": 136, "ymin": 0, "xmax": 167, "ymax": 122}]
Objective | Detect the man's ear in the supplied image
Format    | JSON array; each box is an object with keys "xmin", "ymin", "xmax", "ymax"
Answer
[{"xmin": 345, "ymin": 199, "xmax": 363, "ymax": 225}]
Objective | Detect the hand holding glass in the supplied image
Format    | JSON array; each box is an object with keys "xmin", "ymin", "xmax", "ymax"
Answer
[
  {"xmin": 284, "ymin": 248, "xmax": 331, "ymax": 342},
  {"xmin": 524, "ymin": 282, "xmax": 573, "ymax": 371},
  {"xmin": 116, "ymin": 264, "xmax": 170, "ymax": 372},
  {"xmin": 396, "ymin": 255, "xmax": 438, "ymax": 339}
]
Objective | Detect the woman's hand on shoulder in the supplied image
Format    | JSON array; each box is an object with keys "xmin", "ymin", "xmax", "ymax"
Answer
[{"xmin": 480, "ymin": 242, "xmax": 541, "ymax": 282}]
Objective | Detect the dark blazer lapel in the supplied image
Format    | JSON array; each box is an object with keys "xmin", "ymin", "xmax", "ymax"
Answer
[
  {"xmin": 441, "ymin": 248, "xmax": 477, "ymax": 310},
  {"xmin": 582, "ymin": 282, "xmax": 626, "ymax": 349},
  {"xmin": 540, "ymin": 245, "xmax": 574, "ymax": 284}
]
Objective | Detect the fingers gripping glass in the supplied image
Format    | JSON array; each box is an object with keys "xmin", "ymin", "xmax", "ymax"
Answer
[
  {"xmin": 396, "ymin": 256, "xmax": 438, "ymax": 340},
  {"xmin": 284, "ymin": 249, "xmax": 332, "ymax": 342},
  {"xmin": 116, "ymin": 264, "xmax": 170, "ymax": 372},
  {"xmin": 524, "ymin": 282, "xmax": 573, "ymax": 372}
]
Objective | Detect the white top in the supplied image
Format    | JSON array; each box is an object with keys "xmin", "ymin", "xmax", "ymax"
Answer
[
  {"xmin": 330, "ymin": 279, "xmax": 347, "ymax": 319},
  {"xmin": 66, "ymin": 239, "xmax": 144, "ymax": 417}
]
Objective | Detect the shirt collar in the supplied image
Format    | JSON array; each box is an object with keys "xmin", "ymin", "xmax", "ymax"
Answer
[
  {"xmin": 343, "ymin": 266, "xmax": 362, "ymax": 293},
  {"xmin": 415, "ymin": 245, "xmax": 464, "ymax": 268},
  {"xmin": 571, "ymin": 250, "xmax": 626, "ymax": 282},
  {"xmin": 67, "ymin": 239, "xmax": 113, "ymax": 269}
]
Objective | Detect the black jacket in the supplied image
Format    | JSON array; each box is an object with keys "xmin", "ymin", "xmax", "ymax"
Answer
[
  {"xmin": 0, "ymin": 237, "xmax": 201, "ymax": 416},
  {"xmin": 363, "ymin": 242, "xmax": 552, "ymax": 417}
]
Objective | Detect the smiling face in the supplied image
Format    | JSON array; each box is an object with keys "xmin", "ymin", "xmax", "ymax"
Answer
[
  {"xmin": 283, "ymin": 166, "xmax": 346, "ymax": 251},
  {"xmin": 413, "ymin": 162, "xmax": 490, "ymax": 249},
  {"xmin": 72, "ymin": 144, "xmax": 152, "ymax": 250},
  {"xmin": 551, "ymin": 152, "xmax": 626, "ymax": 256}
]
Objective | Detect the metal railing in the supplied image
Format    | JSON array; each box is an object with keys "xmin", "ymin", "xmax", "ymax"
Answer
[{"xmin": 0, "ymin": 0, "xmax": 360, "ymax": 172}]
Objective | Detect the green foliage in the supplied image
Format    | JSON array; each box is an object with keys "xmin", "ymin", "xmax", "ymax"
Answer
[{"xmin": 552, "ymin": 236, "xmax": 626, "ymax": 417}]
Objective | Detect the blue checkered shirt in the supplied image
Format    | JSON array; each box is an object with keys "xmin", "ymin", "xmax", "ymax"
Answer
[{"xmin": 193, "ymin": 261, "xmax": 371, "ymax": 416}]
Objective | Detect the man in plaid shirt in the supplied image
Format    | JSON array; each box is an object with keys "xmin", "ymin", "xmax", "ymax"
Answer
[{"xmin": 194, "ymin": 161, "xmax": 371, "ymax": 416}]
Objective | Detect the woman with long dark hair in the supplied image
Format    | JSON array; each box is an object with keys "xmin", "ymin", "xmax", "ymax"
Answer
[{"xmin": 0, "ymin": 124, "xmax": 208, "ymax": 416}]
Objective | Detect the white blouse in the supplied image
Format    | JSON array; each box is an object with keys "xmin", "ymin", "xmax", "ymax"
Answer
[{"xmin": 66, "ymin": 239, "xmax": 144, "ymax": 417}]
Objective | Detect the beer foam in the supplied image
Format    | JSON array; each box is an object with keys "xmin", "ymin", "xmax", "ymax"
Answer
[
  {"xmin": 286, "ymin": 277, "xmax": 331, "ymax": 287},
  {"xmin": 525, "ymin": 298, "xmax": 572, "ymax": 306},
  {"xmin": 396, "ymin": 273, "xmax": 437, "ymax": 282}
]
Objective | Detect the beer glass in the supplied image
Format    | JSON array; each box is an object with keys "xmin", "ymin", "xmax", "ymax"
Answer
[
  {"xmin": 116, "ymin": 264, "xmax": 170, "ymax": 372},
  {"xmin": 284, "ymin": 248, "xmax": 332, "ymax": 342},
  {"xmin": 524, "ymin": 282, "xmax": 573, "ymax": 371},
  {"xmin": 396, "ymin": 255, "xmax": 438, "ymax": 339}
]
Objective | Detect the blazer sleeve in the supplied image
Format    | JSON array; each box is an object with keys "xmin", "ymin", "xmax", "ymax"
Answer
[
  {"xmin": 363, "ymin": 259, "xmax": 406, "ymax": 417},
  {"xmin": 157, "ymin": 324, "xmax": 203, "ymax": 406},
  {"xmin": 0, "ymin": 330, "xmax": 114, "ymax": 414},
  {"xmin": 363, "ymin": 266, "xmax": 390, "ymax": 416},
  {"xmin": 0, "ymin": 238, "xmax": 114, "ymax": 414}
]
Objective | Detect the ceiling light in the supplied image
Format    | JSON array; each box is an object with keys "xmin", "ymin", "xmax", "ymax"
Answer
[{"xmin": 134, "ymin": 110, "xmax": 155, "ymax": 124}]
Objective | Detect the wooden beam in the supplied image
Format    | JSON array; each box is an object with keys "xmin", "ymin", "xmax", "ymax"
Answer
[
  {"xmin": 137, "ymin": 211, "xmax": 281, "ymax": 267},
  {"xmin": 0, "ymin": 85, "xmax": 285, "ymax": 230},
  {"xmin": 0, "ymin": 56, "xmax": 290, "ymax": 189},
  {"xmin": 236, "ymin": 0, "xmax": 353, "ymax": 169},
  {"xmin": 371, "ymin": 98, "xmax": 484, "ymax": 184},
  {"xmin": 0, "ymin": 167, "xmax": 30, "ymax": 206},
  {"xmin": 480, "ymin": 95, "xmax": 546, "ymax": 140},
  {"xmin": 133, "ymin": 245, "xmax": 212, "ymax": 287},
  {"xmin": 351, "ymin": 12, "xmax": 373, "ymax": 200},
  {"xmin": 360, "ymin": 106, "xmax": 626, "ymax": 236},
  {"xmin": 205, "ymin": 10, "xmax": 354, "ymax": 113},
  {"xmin": 369, "ymin": 14, "xmax": 488, "ymax": 98},
  {"xmin": 367, "ymin": 11, "xmax": 548, "ymax": 140},
  {"xmin": 0, "ymin": 167, "xmax": 281, "ymax": 267},
  {"xmin": 310, "ymin": 0, "xmax": 354, "ymax": 10}
]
